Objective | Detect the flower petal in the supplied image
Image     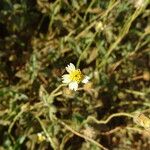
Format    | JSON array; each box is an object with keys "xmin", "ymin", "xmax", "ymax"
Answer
[
  {"xmin": 66, "ymin": 63, "xmax": 76, "ymax": 73},
  {"xmin": 82, "ymin": 76, "xmax": 90, "ymax": 83},
  {"xmin": 69, "ymin": 81, "xmax": 78, "ymax": 91},
  {"xmin": 62, "ymin": 74, "xmax": 71, "ymax": 83}
]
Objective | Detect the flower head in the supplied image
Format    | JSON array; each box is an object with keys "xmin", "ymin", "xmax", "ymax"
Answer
[
  {"xmin": 62, "ymin": 63, "xmax": 89, "ymax": 91},
  {"xmin": 37, "ymin": 132, "xmax": 46, "ymax": 142}
]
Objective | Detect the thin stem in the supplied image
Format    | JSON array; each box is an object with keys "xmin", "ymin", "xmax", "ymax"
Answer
[
  {"xmin": 35, "ymin": 116, "xmax": 58, "ymax": 150},
  {"xmin": 76, "ymin": 32, "xmax": 97, "ymax": 68},
  {"xmin": 100, "ymin": 126, "xmax": 122, "ymax": 135},
  {"xmin": 84, "ymin": 112, "xmax": 134, "ymax": 125},
  {"xmin": 98, "ymin": 1, "xmax": 148, "ymax": 70},
  {"xmin": 124, "ymin": 89, "xmax": 145, "ymax": 96},
  {"xmin": 50, "ymin": 84, "xmax": 66, "ymax": 96},
  {"xmin": 58, "ymin": 120, "xmax": 108, "ymax": 150}
]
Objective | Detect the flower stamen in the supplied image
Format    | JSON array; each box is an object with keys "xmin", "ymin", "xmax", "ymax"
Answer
[{"xmin": 69, "ymin": 69, "xmax": 83, "ymax": 83}]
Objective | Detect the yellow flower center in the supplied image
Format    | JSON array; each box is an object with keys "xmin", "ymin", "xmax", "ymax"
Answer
[{"xmin": 69, "ymin": 69, "xmax": 83, "ymax": 83}]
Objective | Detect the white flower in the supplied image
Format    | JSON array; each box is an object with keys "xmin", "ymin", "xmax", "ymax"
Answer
[
  {"xmin": 37, "ymin": 133, "xmax": 46, "ymax": 142},
  {"xmin": 62, "ymin": 63, "xmax": 89, "ymax": 91},
  {"xmin": 82, "ymin": 76, "xmax": 90, "ymax": 83}
]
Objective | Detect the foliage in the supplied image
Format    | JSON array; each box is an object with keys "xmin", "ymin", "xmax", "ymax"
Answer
[{"xmin": 0, "ymin": 0, "xmax": 150, "ymax": 149}]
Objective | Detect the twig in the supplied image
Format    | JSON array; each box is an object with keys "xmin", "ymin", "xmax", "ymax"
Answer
[
  {"xmin": 124, "ymin": 89, "xmax": 145, "ymax": 96},
  {"xmin": 60, "ymin": 133, "xmax": 74, "ymax": 150},
  {"xmin": 100, "ymin": 127, "xmax": 122, "ymax": 135},
  {"xmin": 84, "ymin": 112, "xmax": 134, "ymax": 125},
  {"xmin": 8, "ymin": 103, "xmax": 30, "ymax": 134},
  {"xmin": 35, "ymin": 116, "xmax": 58, "ymax": 150},
  {"xmin": 75, "ymin": 0, "xmax": 120, "ymax": 40},
  {"xmin": 58, "ymin": 120, "xmax": 108, "ymax": 150},
  {"xmin": 98, "ymin": 1, "xmax": 149, "ymax": 70}
]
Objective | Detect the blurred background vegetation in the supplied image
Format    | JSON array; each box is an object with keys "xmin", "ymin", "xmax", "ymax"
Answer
[{"xmin": 0, "ymin": 0, "xmax": 150, "ymax": 149}]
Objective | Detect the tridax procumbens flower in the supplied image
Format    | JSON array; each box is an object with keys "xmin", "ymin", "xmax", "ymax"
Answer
[{"xmin": 62, "ymin": 63, "xmax": 89, "ymax": 91}]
